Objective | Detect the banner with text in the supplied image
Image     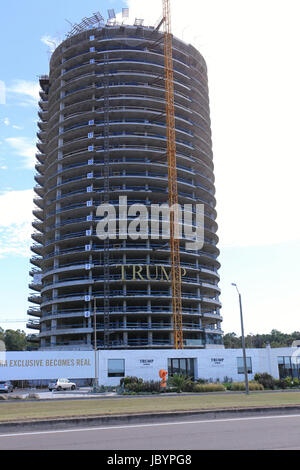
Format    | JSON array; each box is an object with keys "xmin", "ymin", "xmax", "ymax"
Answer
[{"xmin": 0, "ymin": 351, "xmax": 95, "ymax": 380}]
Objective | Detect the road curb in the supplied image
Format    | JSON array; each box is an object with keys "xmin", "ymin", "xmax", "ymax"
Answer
[{"xmin": 1, "ymin": 405, "xmax": 300, "ymax": 433}]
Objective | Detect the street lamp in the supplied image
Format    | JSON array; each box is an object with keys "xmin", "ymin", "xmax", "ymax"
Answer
[
  {"xmin": 93, "ymin": 297, "xmax": 99, "ymax": 392},
  {"xmin": 231, "ymin": 283, "xmax": 249, "ymax": 395}
]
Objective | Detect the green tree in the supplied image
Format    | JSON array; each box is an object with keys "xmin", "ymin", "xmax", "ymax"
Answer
[
  {"xmin": 223, "ymin": 332, "xmax": 241, "ymax": 349},
  {"xmin": 0, "ymin": 327, "xmax": 5, "ymax": 351},
  {"xmin": 4, "ymin": 329, "xmax": 28, "ymax": 351},
  {"xmin": 224, "ymin": 330, "xmax": 300, "ymax": 349}
]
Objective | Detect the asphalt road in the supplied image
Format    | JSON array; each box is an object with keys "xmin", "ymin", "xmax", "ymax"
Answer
[{"xmin": 1, "ymin": 414, "xmax": 300, "ymax": 450}]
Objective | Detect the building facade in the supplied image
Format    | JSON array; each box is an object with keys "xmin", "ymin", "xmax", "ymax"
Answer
[
  {"xmin": 2, "ymin": 347, "xmax": 300, "ymax": 385},
  {"xmin": 28, "ymin": 22, "xmax": 222, "ymax": 350}
]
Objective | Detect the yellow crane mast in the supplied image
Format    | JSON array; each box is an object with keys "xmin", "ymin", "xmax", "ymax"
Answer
[{"xmin": 162, "ymin": 0, "xmax": 183, "ymax": 349}]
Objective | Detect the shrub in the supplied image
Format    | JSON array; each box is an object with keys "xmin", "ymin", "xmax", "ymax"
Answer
[
  {"xmin": 249, "ymin": 382, "xmax": 264, "ymax": 391},
  {"xmin": 223, "ymin": 383, "xmax": 232, "ymax": 390},
  {"xmin": 274, "ymin": 378, "xmax": 287, "ymax": 389},
  {"xmin": 168, "ymin": 374, "xmax": 192, "ymax": 393},
  {"xmin": 273, "ymin": 377, "xmax": 300, "ymax": 389},
  {"xmin": 283, "ymin": 376, "xmax": 293, "ymax": 388},
  {"xmin": 194, "ymin": 383, "xmax": 226, "ymax": 393},
  {"xmin": 126, "ymin": 380, "xmax": 161, "ymax": 393},
  {"xmin": 182, "ymin": 380, "xmax": 197, "ymax": 392},
  {"xmin": 228, "ymin": 382, "xmax": 264, "ymax": 391},
  {"xmin": 254, "ymin": 373, "xmax": 275, "ymax": 390},
  {"xmin": 293, "ymin": 378, "xmax": 300, "ymax": 387},
  {"xmin": 120, "ymin": 376, "xmax": 140, "ymax": 387}
]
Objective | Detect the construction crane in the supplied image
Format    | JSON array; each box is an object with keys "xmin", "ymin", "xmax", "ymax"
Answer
[{"xmin": 162, "ymin": 0, "xmax": 183, "ymax": 349}]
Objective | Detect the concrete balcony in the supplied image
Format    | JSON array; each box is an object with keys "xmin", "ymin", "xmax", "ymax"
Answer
[
  {"xmin": 31, "ymin": 232, "xmax": 43, "ymax": 244},
  {"xmin": 30, "ymin": 255, "xmax": 43, "ymax": 268},
  {"xmin": 28, "ymin": 282, "xmax": 42, "ymax": 292},
  {"xmin": 38, "ymin": 100, "xmax": 48, "ymax": 112},
  {"xmin": 27, "ymin": 319, "xmax": 40, "ymax": 330},
  {"xmin": 34, "ymin": 184, "xmax": 44, "ymax": 197},
  {"xmin": 27, "ymin": 307, "xmax": 41, "ymax": 317},
  {"xmin": 32, "ymin": 209, "xmax": 44, "ymax": 221},
  {"xmin": 28, "ymin": 294, "xmax": 42, "ymax": 304},
  {"xmin": 34, "ymin": 173, "xmax": 44, "ymax": 185}
]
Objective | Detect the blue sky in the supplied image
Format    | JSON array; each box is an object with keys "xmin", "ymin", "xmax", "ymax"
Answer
[{"xmin": 0, "ymin": 0, "xmax": 299, "ymax": 336}]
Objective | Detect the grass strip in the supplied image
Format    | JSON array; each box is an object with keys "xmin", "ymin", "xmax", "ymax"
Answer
[{"xmin": 1, "ymin": 392, "xmax": 300, "ymax": 422}]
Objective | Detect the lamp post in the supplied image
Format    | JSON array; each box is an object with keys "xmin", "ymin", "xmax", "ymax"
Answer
[
  {"xmin": 231, "ymin": 283, "xmax": 249, "ymax": 395},
  {"xmin": 93, "ymin": 297, "xmax": 98, "ymax": 392}
]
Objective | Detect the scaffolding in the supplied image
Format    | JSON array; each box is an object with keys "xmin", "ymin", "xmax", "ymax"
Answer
[{"xmin": 66, "ymin": 12, "xmax": 105, "ymax": 38}]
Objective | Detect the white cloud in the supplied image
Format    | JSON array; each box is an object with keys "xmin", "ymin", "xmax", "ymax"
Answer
[
  {"xmin": 126, "ymin": 0, "xmax": 300, "ymax": 247},
  {"xmin": 41, "ymin": 35, "xmax": 61, "ymax": 52},
  {"xmin": 0, "ymin": 190, "xmax": 33, "ymax": 258},
  {"xmin": 5, "ymin": 137, "xmax": 36, "ymax": 169},
  {"xmin": 1, "ymin": 118, "xmax": 23, "ymax": 130},
  {"xmin": 7, "ymin": 80, "xmax": 39, "ymax": 107}
]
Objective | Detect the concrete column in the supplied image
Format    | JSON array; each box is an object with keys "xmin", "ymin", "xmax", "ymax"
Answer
[
  {"xmin": 50, "ymin": 334, "xmax": 56, "ymax": 347},
  {"xmin": 123, "ymin": 331, "xmax": 128, "ymax": 345}
]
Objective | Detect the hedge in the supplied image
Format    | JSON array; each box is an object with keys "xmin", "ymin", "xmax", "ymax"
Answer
[
  {"xmin": 227, "ymin": 382, "xmax": 264, "ymax": 391},
  {"xmin": 194, "ymin": 383, "xmax": 226, "ymax": 393}
]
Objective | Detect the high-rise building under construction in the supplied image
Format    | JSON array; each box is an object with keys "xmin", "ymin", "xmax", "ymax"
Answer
[{"xmin": 28, "ymin": 14, "xmax": 222, "ymax": 350}]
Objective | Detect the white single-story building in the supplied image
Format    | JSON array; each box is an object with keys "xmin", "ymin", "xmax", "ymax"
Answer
[{"xmin": 1, "ymin": 346, "xmax": 300, "ymax": 386}]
